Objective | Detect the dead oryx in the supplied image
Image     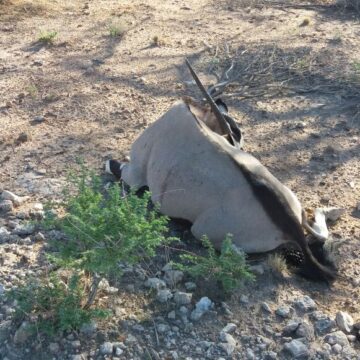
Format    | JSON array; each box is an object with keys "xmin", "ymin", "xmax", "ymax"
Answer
[{"xmin": 106, "ymin": 59, "xmax": 337, "ymax": 282}]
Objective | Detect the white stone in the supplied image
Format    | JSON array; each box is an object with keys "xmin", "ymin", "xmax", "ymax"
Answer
[
  {"xmin": 324, "ymin": 331, "xmax": 349, "ymax": 347},
  {"xmin": 336, "ymin": 311, "xmax": 354, "ymax": 333},
  {"xmin": 332, "ymin": 343, "xmax": 342, "ymax": 354},
  {"xmin": 221, "ymin": 323, "xmax": 237, "ymax": 334},
  {"xmin": 173, "ymin": 291, "xmax": 192, "ymax": 306},
  {"xmin": 0, "ymin": 200, "xmax": 13, "ymax": 212},
  {"xmin": 219, "ymin": 333, "xmax": 236, "ymax": 355},
  {"xmin": 195, "ymin": 297, "xmax": 212, "ymax": 312},
  {"xmin": 0, "ymin": 227, "xmax": 11, "ymax": 243},
  {"xmin": 156, "ymin": 289, "xmax": 173, "ymax": 303},
  {"xmin": 100, "ymin": 342, "xmax": 113, "ymax": 355},
  {"xmin": 144, "ymin": 277, "xmax": 166, "ymax": 290}
]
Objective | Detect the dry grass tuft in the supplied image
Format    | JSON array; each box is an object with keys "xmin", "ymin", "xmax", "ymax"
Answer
[{"xmin": 267, "ymin": 253, "xmax": 288, "ymax": 276}]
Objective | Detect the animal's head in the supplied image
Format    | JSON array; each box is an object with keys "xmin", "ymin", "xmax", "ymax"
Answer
[{"xmin": 185, "ymin": 59, "xmax": 244, "ymax": 149}]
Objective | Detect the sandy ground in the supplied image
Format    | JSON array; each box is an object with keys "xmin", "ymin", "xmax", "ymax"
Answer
[{"xmin": 0, "ymin": 0, "xmax": 360, "ymax": 358}]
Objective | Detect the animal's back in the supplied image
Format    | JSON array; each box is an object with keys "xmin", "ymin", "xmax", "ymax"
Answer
[{"xmin": 123, "ymin": 101, "xmax": 291, "ymax": 253}]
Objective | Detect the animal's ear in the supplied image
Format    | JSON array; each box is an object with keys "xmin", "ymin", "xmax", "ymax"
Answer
[{"xmin": 215, "ymin": 98, "xmax": 228, "ymax": 113}]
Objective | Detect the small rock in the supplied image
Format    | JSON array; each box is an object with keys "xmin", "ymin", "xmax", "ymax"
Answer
[
  {"xmin": 125, "ymin": 334, "xmax": 137, "ymax": 344},
  {"xmin": 295, "ymin": 322, "xmax": 314, "ymax": 340},
  {"xmin": 261, "ymin": 302, "xmax": 272, "ymax": 313},
  {"xmin": 245, "ymin": 348, "xmax": 255, "ymax": 359},
  {"xmin": 32, "ymin": 116, "xmax": 45, "ymax": 124},
  {"xmin": 163, "ymin": 269, "xmax": 184, "ymax": 286},
  {"xmin": 276, "ymin": 306, "xmax": 292, "ymax": 318},
  {"xmin": 156, "ymin": 289, "xmax": 173, "ymax": 303},
  {"xmin": 283, "ymin": 320, "xmax": 300, "ymax": 336},
  {"xmin": 240, "ymin": 295, "xmax": 249, "ymax": 304},
  {"xmin": 13, "ymin": 321, "xmax": 32, "ymax": 344},
  {"xmin": 294, "ymin": 296, "xmax": 317, "ymax": 312},
  {"xmin": 48, "ymin": 342, "xmax": 60, "ymax": 353},
  {"xmin": 263, "ymin": 351, "xmax": 277, "ymax": 360},
  {"xmin": 13, "ymin": 223, "xmax": 35, "ymax": 236},
  {"xmin": 115, "ymin": 346, "xmax": 124, "ymax": 356},
  {"xmin": 324, "ymin": 331, "xmax": 349, "ymax": 347},
  {"xmin": 16, "ymin": 132, "xmax": 30, "ymax": 144},
  {"xmin": 179, "ymin": 306, "xmax": 188, "ymax": 315},
  {"xmin": 34, "ymin": 232, "xmax": 46, "ymax": 242},
  {"xmin": 16, "ymin": 211, "xmax": 29, "ymax": 219},
  {"xmin": 283, "ymin": 339, "xmax": 310, "ymax": 359},
  {"xmin": 0, "ymin": 320, "xmax": 12, "ymax": 342},
  {"xmin": 132, "ymin": 324, "xmax": 144, "ymax": 332},
  {"xmin": 0, "ymin": 227, "xmax": 11, "ymax": 243},
  {"xmin": 332, "ymin": 343, "xmax": 342, "ymax": 354},
  {"xmin": 100, "ymin": 342, "xmax": 113, "ymax": 355},
  {"xmin": 145, "ymin": 278, "xmax": 166, "ymax": 290},
  {"xmin": 80, "ymin": 321, "xmax": 97, "ymax": 336},
  {"xmin": 168, "ymin": 310, "xmax": 176, "ymax": 320},
  {"xmin": 335, "ymin": 311, "xmax": 353, "ymax": 333},
  {"xmin": 249, "ymin": 264, "xmax": 264, "ymax": 275},
  {"xmin": 314, "ymin": 317, "xmax": 336, "ymax": 335},
  {"xmin": 71, "ymin": 340, "xmax": 81, "ymax": 349},
  {"xmin": 221, "ymin": 323, "xmax": 237, "ymax": 334},
  {"xmin": 219, "ymin": 333, "xmax": 236, "ymax": 355},
  {"xmin": 157, "ymin": 323, "xmax": 170, "ymax": 333},
  {"xmin": 0, "ymin": 200, "xmax": 13, "ymax": 212},
  {"xmin": 1, "ymin": 190, "xmax": 28, "ymax": 206},
  {"xmin": 173, "ymin": 291, "xmax": 192, "ymax": 306},
  {"xmin": 184, "ymin": 282, "xmax": 196, "ymax": 291},
  {"xmin": 190, "ymin": 297, "xmax": 213, "ymax": 321},
  {"xmin": 70, "ymin": 355, "xmax": 85, "ymax": 360}
]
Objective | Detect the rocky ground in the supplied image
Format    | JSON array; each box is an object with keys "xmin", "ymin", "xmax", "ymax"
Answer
[{"xmin": 0, "ymin": 0, "xmax": 359, "ymax": 359}]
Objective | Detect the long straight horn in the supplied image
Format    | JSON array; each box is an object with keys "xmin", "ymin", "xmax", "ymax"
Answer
[{"xmin": 185, "ymin": 58, "xmax": 234, "ymax": 142}]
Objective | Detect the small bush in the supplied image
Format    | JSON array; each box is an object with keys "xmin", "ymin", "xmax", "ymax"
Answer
[
  {"xmin": 43, "ymin": 169, "xmax": 176, "ymax": 309},
  {"xmin": 175, "ymin": 235, "xmax": 254, "ymax": 293},
  {"xmin": 38, "ymin": 31, "xmax": 57, "ymax": 44},
  {"xmin": 45, "ymin": 171, "xmax": 174, "ymax": 276},
  {"xmin": 108, "ymin": 22, "xmax": 126, "ymax": 37},
  {"xmin": 267, "ymin": 253, "xmax": 288, "ymax": 275},
  {"xmin": 10, "ymin": 273, "xmax": 108, "ymax": 336}
]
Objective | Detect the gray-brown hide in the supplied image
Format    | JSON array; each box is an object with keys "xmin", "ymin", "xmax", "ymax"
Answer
[{"xmin": 118, "ymin": 98, "xmax": 335, "ymax": 281}]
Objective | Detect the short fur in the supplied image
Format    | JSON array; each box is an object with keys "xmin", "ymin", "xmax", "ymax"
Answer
[{"xmin": 111, "ymin": 100, "xmax": 335, "ymax": 282}]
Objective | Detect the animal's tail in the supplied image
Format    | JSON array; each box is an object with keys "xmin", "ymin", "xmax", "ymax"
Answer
[
  {"xmin": 297, "ymin": 240, "xmax": 337, "ymax": 283},
  {"xmin": 105, "ymin": 159, "xmax": 127, "ymax": 178}
]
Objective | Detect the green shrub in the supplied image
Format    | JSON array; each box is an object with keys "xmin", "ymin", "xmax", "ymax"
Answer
[
  {"xmin": 43, "ymin": 169, "xmax": 176, "ymax": 308},
  {"xmin": 45, "ymin": 172, "xmax": 174, "ymax": 276},
  {"xmin": 108, "ymin": 22, "xmax": 126, "ymax": 37},
  {"xmin": 10, "ymin": 273, "xmax": 108, "ymax": 336},
  {"xmin": 38, "ymin": 31, "xmax": 57, "ymax": 44},
  {"xmin": 175, "ymin": 235, "xmax": 254, "ymax": 293}
]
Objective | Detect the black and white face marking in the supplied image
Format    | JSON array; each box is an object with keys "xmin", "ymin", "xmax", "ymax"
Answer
[{"xmin": 105, "ymin": 160, "xmax": 124, "ymax": 178}]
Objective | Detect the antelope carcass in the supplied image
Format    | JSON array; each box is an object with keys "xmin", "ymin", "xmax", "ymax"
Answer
[{"xmin": 106, "ymin": 60, "xmax": 336, "ymax": 282}]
